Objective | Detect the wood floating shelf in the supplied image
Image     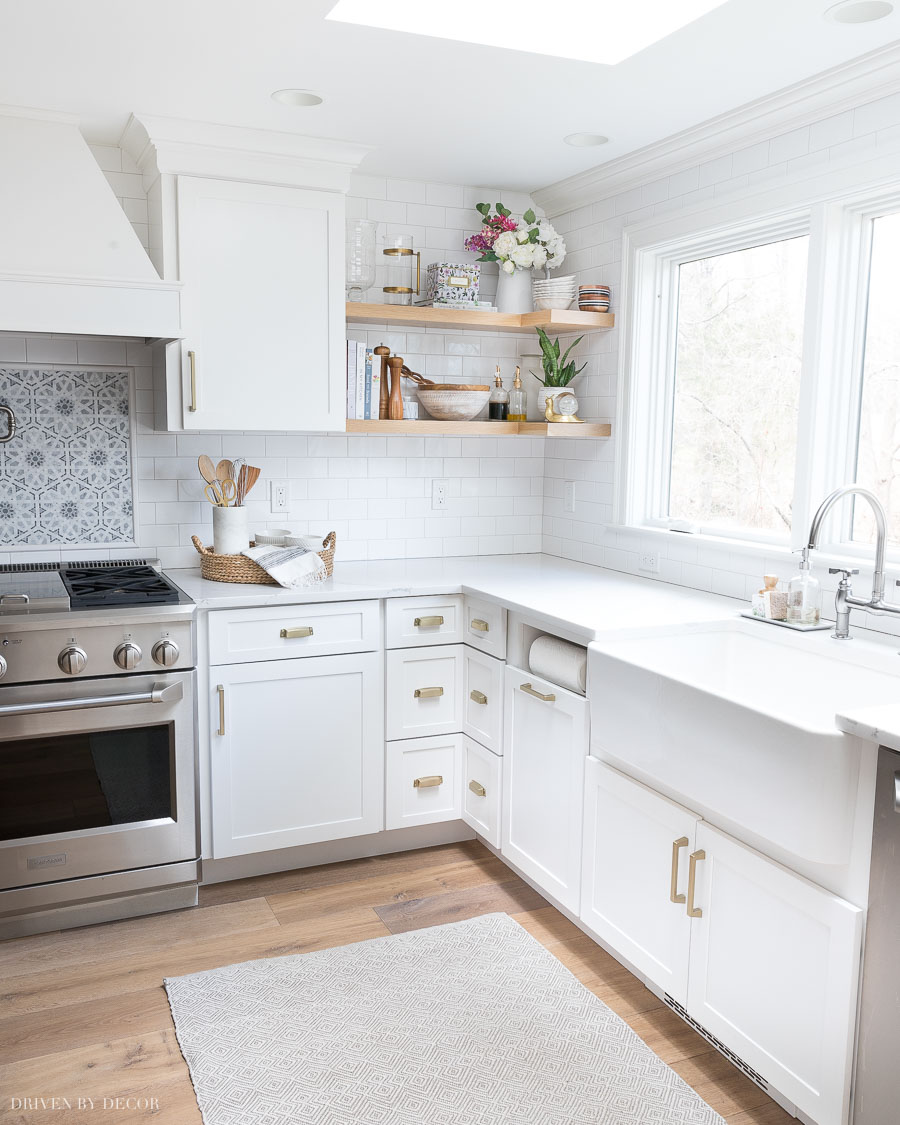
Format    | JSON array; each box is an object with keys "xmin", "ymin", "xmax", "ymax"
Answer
[
  {"xmin": 345, "ymin": 420, "xmax": 611, "ymax": 438},
  {"xmin": 345, "ymin": 302, "xmax": 614, "ymax": 333}
]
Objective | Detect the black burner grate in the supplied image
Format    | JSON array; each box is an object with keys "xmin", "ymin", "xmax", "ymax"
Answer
[{"xmin": 60, "ymin": 565, "xmax": 181, "ymax": 608}]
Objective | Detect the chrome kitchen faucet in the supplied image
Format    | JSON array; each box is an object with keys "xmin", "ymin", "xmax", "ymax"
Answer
[{"xmin": 805, "ymin": 486, "xmax": 900, "ymax": 640}]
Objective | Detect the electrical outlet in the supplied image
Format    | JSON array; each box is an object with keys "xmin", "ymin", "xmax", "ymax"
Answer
[
  {"xmin": 564, "ymin": 480, "xmax": 576, "ymax": 513},
  {"xmin": 431, "ymin": 479, "xmax": 448, "ymax": 510},
  {"xmin": 639, "ymin": 551, "xmax": 660, "ymax": 574},
  {"xmin": 270, "ymin": 479, "xmax": 289, "ymax": 514}
]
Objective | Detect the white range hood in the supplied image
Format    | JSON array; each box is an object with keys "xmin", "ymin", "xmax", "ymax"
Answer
[{"xmin": 0, "ymin": 106, "xmax": 180, "ymax": 339}]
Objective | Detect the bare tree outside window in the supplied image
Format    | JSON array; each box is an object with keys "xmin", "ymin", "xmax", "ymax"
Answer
[
  {"xmin": 668, "ymin": 236, "xmax": 809, "ymax": 536},
  {"xmin": 853, "ymin": 212, "xmax": 900, "ymax": 546}
]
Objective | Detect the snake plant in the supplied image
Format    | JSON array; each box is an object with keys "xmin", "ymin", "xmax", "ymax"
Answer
[{"xmin": 533, "ymin": 327, "xmax": 586, "ymax": 387}]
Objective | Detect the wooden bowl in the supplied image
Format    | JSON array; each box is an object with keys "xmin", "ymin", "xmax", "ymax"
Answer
[{"xmin": 416, "ymin": 385, "xmax": 491, "ymax": 421}]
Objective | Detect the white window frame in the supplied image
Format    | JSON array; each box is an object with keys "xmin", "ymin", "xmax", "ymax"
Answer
[{"xmin": 615, "ymin": 153, "xmax": 900, "ymax": 565}]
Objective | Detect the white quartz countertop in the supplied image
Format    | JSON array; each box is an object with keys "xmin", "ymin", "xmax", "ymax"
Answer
[
  {"xmin": 168, "ymin": 553, "xmax": 738, "ymax": 640},
  {"xmin": 836, "ymin": 705, "xmax": 900, "ymax": 753}
]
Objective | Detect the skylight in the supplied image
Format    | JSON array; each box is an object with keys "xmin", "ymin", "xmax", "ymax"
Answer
[{"xmin": 325, "ymin": 0, "xmax": 729, "ymax": 66}]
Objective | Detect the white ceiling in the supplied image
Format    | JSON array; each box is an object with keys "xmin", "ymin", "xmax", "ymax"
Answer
[{"xmin": 0, "ymin": 0, "xmax": 898, "ymax": 191}]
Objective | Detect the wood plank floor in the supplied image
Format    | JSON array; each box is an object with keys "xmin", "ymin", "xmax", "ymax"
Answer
[{"xmin": 0, "ymin": 840, "xmax": 795, "ymax": 1124}]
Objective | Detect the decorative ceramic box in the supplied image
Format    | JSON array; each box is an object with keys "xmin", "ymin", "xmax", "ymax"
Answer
[{"xmin": 426, "ymin": 262, "xmax": 480, "ymax": 306}]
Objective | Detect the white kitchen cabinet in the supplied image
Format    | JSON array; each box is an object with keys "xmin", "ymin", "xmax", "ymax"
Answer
[
  {"xmin": 581, "ymin": 758, "xmax": 698, "ymax": 1006},
  {"xmin": 163, "ymin": 175, "xmax": 345, "ymax": 431},
  {"xmin": 210, "ymin": 652, "xmax": 383, "ymax": 858},
  {"xmin": 580, "ymin": 761, "xmax": 863, "ymax": 1125},
  {"xmin": 385, "ymin": 595, "xmax": 464, "ymax": 649},
  {"xmin": 208, "ymin": 600, "xmax": 379, "ymax": 664},
  {"xmin": 686, "ymin": 822, "xmax": 862, "ymax": 1125},
  {"xmin": 462, "ymin": 736, "xmax": 502, "ymax": 847},
  {"xmin": 385, "ymin": 734, "xmax": 463, "ymax": 829},
  {"xmin": 501, "ymin": 665, "xmax": 589, "ymax": 911},
  {"xmin": 385, "ymin": 644, "xmax": 463, "ymax": 741},
  {"xmin": 462, "ymin": 647, "xmax": 504, "ymax": 755},
  {"xmin": 463, "ymin": 597, "xmax": 507, "ymax": 659}
]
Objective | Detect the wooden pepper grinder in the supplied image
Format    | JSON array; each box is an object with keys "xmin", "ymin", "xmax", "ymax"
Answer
[
  {"xmin": 374, "ymin": 345, "xmax": 391, "ymax": 420},
  {"xmin": 387, "ymin": 356, "xmax": 405, "ymax": 420}
]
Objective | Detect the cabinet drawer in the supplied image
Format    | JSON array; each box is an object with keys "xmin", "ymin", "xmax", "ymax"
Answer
[
  {"xmin": 385, "ymin": 595, "xmax": 464, "ymax": 648},
  {"xmin": 463, "ymin": 597, "xmax": 507, "ymax": 659},
  {"xmin": 385, "ymin": 734, "xmax": 463, "ymax": 829},
  {"xmin": 208, "ymin": 600, "xmax": 380, "ymax": 664},
  {"xmin": 463, "ymin": 736, "xmax": 502, "ymax": 847},
  {"xmin": 385, "ymin": 645, "xmax": 463, "ymax": 740},
  {"xmin": 463, "ymin": 647, "xmax": 504, "ymax": 755}
]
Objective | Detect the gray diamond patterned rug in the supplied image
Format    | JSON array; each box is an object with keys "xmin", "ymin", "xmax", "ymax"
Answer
[{"xmin": 165, "ymin": 912, "xmax": 725, "ymax": 1125}]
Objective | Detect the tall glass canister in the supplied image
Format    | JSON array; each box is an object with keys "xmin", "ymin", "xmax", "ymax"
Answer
[
  {"xmin": 382, "ymin": 233, "xmax": 420, "ymax": 306},
  {"xmin": 345, "ymin": 219, "xmax": 377, "ymax": 302}
]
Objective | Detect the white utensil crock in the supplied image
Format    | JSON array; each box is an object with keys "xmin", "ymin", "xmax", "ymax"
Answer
[{"xmin": 213, "ymin": 505, "xmax": 249, "ymax": 555}]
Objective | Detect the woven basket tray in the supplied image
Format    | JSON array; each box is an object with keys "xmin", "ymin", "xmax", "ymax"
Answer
[{"xmin": 191, "ymin": 532, "xmax": 336, "ymax": 585}]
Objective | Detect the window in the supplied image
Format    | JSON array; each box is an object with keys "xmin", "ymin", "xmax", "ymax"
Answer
[
  {"xmin": 852, "ymin": 211, "xmax": 900, "ymax": 547},
  {"xmin": 668, "ymin": 236, "xmax": 808, "ymax": 537},
  {"xmin": 622, "ymin": 175, "xmax": 900, "ymax": 563}
]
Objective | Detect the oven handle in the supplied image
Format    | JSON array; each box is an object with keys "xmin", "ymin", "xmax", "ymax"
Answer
[{"xmin": 0, "ymin": 680, "xmax": 183, "ymax": 718}]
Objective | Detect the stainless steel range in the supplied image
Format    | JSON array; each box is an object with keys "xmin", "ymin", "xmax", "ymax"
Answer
[{"xmin": 0, "ymin": 560, "xmax": 198, "ymax": 938}]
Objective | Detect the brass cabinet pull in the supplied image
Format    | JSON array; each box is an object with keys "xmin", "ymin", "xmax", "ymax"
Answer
[
  {"xmin": 469, "ymin": 689, "xmax": 488, "ymax": 705},
  {"xmin": 280, "ymin": 626, "xmax": 314, "ymax": 639},
  {"xmin": 414, "ymin": 615, "xmax": 444, "ymax": 627},
  {"xmin": 188, "ymin": 350, "xmax": 198, "ymax": 413},
  {"xmin": 413, "ymin": 775, "xmax": 443, "ymax": 788},
  {"xmin": 670, "ymin": 837, "xmax": 689, "ymax": 904},
  {"xmin": 686, "ymin": 850, "xmax": 705, "ymax": 918},
  {"xmin": 216, "ymin": 684, "xmax": 225, "ymax": 736},
  {"xmin": 470, "ymin": 618, "xmax": 490, "ymax": 632},
  {"xmin": 414, "ymin": 686, "xmax": 444, "ymax": 698},
  {"xmin": 520, "ymin": 682, "xmax": 556, "ymax": 702},
  {"xmin": 468, "ymin": 779, "xmax": 486, "ymax": 797}
]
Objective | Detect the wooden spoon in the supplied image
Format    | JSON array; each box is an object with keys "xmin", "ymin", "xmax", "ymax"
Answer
[
  {"xmin": 216, "ymin": 458, "xmax": 234, "ymax": 484},
  {"xmin": 198, "ymin": 455, "xmax": 217, "ymax": 485}
]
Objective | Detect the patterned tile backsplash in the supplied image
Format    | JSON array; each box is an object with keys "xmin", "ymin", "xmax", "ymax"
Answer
[{"xmin": 0, "ymin": 367, "xmax": 134, "ymax": 546}]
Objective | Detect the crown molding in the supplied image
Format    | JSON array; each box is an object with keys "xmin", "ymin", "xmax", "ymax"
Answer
[
  {"xmin": 533, "ymin": 41, "xmax": 900, "ymax": 217},
  {"xmin": 120, "ymin": 113, "xmax": 374, "ymax": 194},
  {"xmin": 0, "ymin": 103, "xmax": 79, "ymax": 125}
]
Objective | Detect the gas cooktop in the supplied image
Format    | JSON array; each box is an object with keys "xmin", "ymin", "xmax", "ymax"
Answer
[{"xmin": 0, "ymin": 559, "xmax": 187, "ymax": 614}]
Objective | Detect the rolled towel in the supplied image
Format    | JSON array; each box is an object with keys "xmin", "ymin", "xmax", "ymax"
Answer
[
  {"xmin": 242, "ymin": 543, "xmax": 326, "ymax": 589},
  {"xmin": 529, "ymin": 635, "xmax": 587, "ymax": 695}
]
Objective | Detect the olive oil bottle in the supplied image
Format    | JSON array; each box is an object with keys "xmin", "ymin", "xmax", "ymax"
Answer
[{"xmin": 508, "ymin": 365, "xmax": 526, "ymax": 421}]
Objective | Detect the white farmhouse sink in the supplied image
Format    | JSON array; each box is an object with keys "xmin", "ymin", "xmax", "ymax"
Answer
[{"xmin": 588, "ymin": 618, "xmax": 900, "ymax": 864}]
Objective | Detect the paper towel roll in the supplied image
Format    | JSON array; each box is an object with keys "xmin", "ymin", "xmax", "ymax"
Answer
[{"xmin": 528, "ymin": 635, "xmax": 587, "ymax": 695}]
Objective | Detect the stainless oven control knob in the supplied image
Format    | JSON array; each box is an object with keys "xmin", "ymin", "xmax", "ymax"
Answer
[
  {"xmin": 58, "ymin": 645, "xmax": 88, "ymax": 675},
  {"xmin": 0, "ymin": 654, "xmax": 6, "ymax": 679},
  {"xmin": 152, "ymin": 639, "xmax": 180, "ymax": 667},
  {"xmin": 113, "ymin": 642, "xmax": 143, "ymax": 670}
]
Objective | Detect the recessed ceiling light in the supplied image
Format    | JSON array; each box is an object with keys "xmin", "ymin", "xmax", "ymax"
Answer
[
  {"xmin": 564, "ymin": 133, "xmax": 610, "ymax": 147},
  {"xmin": 326, "ymin": 1, "xmax": 728, "ymax": 66},
  {"xmin": 271, "ymin": 89, "xmax": 324, "ymax": 107},
  {"xmin": 825, "ymin": 0, "xmax": 894, "ymax": 21}
]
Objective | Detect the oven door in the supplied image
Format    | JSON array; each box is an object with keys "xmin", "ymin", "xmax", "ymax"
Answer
[{"xmin": 0, "ymin": 670, "xmax": 197, "ymax": 890}]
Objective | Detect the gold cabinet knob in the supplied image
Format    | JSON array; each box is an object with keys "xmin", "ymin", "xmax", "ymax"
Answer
[
  {"xmin": 468, "ymin": 779, "xmax": 486, "ymax": 797},
  {"xmin": 469, "ymin": 689, "xmax": 487, "ymax": 705},
  {"xmin": 413, "ymin": 775, "xmax": 443, "ymax": 788},
  {"xmin": 414, "ymin": 686, "xmax": 444, "ymax": 698}
]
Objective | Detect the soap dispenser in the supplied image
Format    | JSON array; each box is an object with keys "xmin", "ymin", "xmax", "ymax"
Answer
[
  {"xmin": 489, "ymin": 366, "xmax": 509, "ymax": 421},
  {"xmin": 508, "ymin": 366, "xmax": 526, "ymax": 422},
  {"xmin": 787, "ymin": 552, "xmax": 822, "ymax": 626}
]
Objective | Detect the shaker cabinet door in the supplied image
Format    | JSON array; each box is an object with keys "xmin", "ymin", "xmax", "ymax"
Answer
[
  {"xmin": 501, "ymin": 665, "xmax": 588, "ymax": 911},
  {"xmin": 580, "ymin": 758, "xmax": 697, "ymax": 1006},
  {"xmin": 176, "ymin": 176, "xmax": 345, "ymax": 431},
  {"xmin": 686, "ymin": 823, "xmax": 862, "ymax": 1125},
  {"xmin": 210, "ymin": 653, "xmax": 383, "ymax": 857}
]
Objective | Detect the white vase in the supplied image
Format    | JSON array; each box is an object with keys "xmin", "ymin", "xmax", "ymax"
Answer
[
  {"xmin": 495, "ymin": 267, "xmax": 534, "ymax": 314},
  {"xmin": 212, "ymin": 505, "xmax": 249, "ymax": 556}
]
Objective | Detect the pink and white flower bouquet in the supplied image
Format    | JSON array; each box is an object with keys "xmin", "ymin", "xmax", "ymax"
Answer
[{"xmin": 465, "ymin": 203, "xmax": 566, "ymax": 275}]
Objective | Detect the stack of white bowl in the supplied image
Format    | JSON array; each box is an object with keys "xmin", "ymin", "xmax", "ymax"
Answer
[{"xmin": 532, "ymin": 274, "xmax": 577, "ymax": 310}]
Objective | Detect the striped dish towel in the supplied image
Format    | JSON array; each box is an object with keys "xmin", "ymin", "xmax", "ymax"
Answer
[{"xmin": 242, "ymin": 544, "xmax": 327, "ymax": 588}]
